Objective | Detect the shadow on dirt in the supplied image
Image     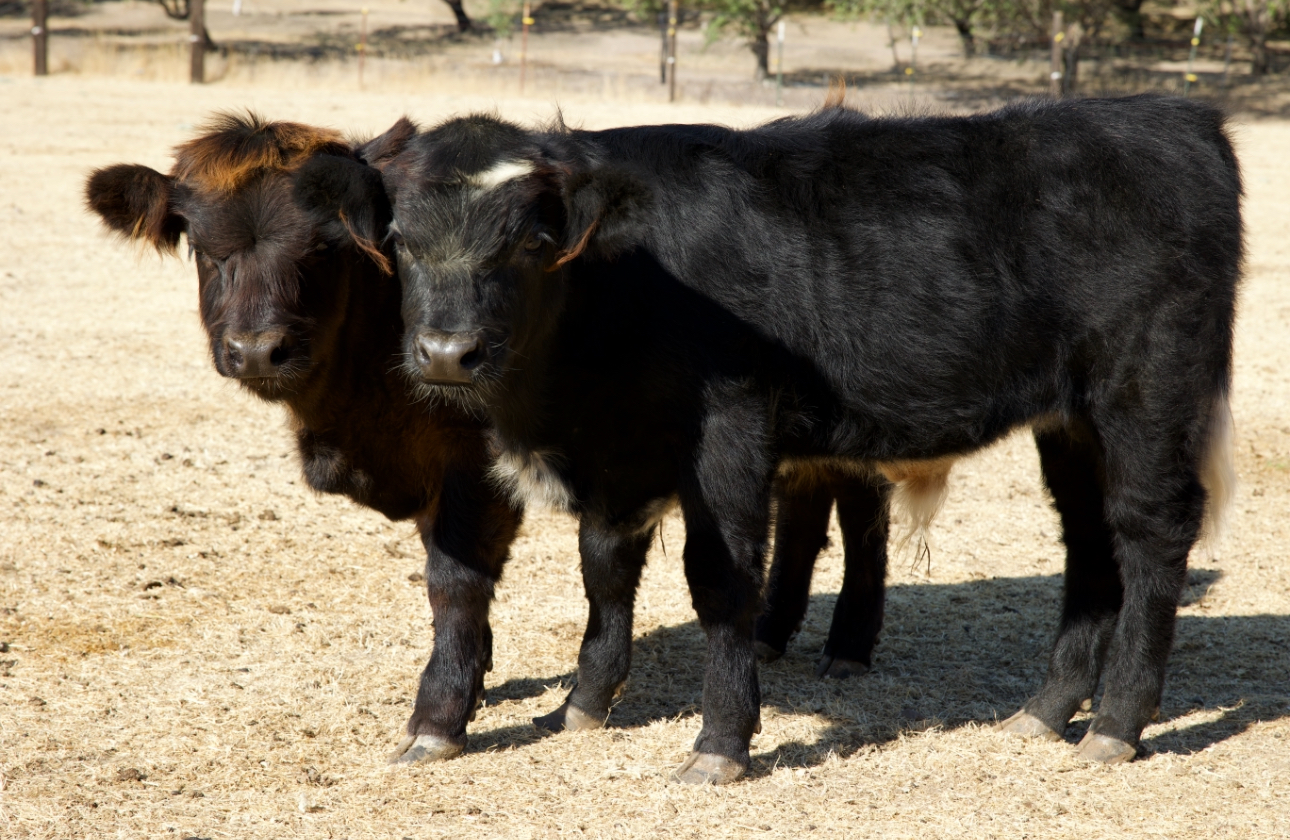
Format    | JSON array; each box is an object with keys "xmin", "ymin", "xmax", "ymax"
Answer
[{"xmin": 471, "ymin": 568, "xmax": 1290, "ymax": 770}]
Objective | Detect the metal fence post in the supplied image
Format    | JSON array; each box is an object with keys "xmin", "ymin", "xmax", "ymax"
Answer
[
  {"xmin": 1049, "ymin": 11, "xmax": 1064, "ymax": 96},
  {"xmin": 190, "ymin": 0, "xmax": 205, "ymax": 84},
  {"xmin": 32, "ymin": 0, "xmax": 48, "ymax": 77},
  {"xmin": 520, "ymin": 0, "xmax": 533, "ymax": 94},
  {"xmin": 775, "ymin": 20, "xmax": 784, "ymax": 106},
  {"xmin": 666, "ymin": 0, "xmax": 677, "ymax": 102},
  {"xmin": 358, "ymin": 7, "xmax": 368, "ymax": 89},
  {"xmin": 1184, "ymin": 17, "xmax": 1203, "ymax": 96}
]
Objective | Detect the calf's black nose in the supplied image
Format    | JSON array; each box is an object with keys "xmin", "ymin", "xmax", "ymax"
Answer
[
  {"xmin": 223, "ymin": 330, "xmax": 296, "ymax": 379},
  {"xmin": 413, "ymin": 329, "xmax": 484, "ymax": 384}
]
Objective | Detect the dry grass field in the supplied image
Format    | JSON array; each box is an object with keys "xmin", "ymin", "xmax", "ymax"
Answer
[{"xmin": 1, "ymin": 72, "xmax": 1289, "ymax": 839}]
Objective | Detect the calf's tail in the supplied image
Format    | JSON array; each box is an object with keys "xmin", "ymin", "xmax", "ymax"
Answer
[
  {"xmin": 1198, "ymin": 388, "xmax": 1236, "ymax": 557},
  {"xmin": 878, "ymin": 457, "xmax": 955, "ymax": 568}
]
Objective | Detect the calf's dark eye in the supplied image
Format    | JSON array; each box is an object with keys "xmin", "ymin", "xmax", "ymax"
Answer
[{"xmin": 523, "ymin": 232, "xmax": 551, "ymax": 253}]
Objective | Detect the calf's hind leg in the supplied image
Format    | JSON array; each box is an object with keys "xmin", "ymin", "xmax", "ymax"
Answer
[
  {"xmin": 998, "ymin": 425, "xmax": 1120, "ymax": 743},
  {"xmin": 390, "ymin": 466, "xmax": 521, "ymax": 765},
  {"xmin": 1076, "ymin": 415, "xmax": 1205, "ymax": 763},
  {"xmin": 533, "ymin": 520, "xmax": 650, "ymax": 732},
  {"xmin": 816, "ymin": 476, "xmax": 889, "ymax": 679},
  {"xmin": 755, "ymin": 481, "xmax": 833, "ymax": 662}
]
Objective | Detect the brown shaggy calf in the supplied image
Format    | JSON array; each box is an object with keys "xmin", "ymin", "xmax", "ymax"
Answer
[{"xmin": 85, "ymin": 114, "xmax": 522, "ymax": 764}]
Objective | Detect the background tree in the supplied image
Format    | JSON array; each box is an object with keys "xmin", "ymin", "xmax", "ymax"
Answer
[
  {"xmin": 150, "ymin": 0, "xmax": 472, "ymax": 43},
  {"xmin": 704, "ymin": 0, "xmax": 802, "ymax": 79},
  {"xmin": 1112, "ymin": 0, "xmax": 1147, "ymax": 39},
  {"xmin": 149, "ymin": 0, "xmax": 216, "ymax": 50},
  {"xmin": 938, "ymin": 0, "xmax": 990, "ymax": 57},
  {"xmin": 488, "ymin": 0, "xmax": 518, "ymax": 37},
  {"xmin": 826, "ymin": 0, "xmax": 920, "ymax": 65},
  {"xmin": 444, "ymin": 0, "xmax": 473, "ymax": 32},
  {"xmin": 829, "ymin": 0, "xmax": 991, "ymax": 61},
  {"xmin": 1205, "ymin": 0, "xmax": 1289, "ymax": 74}
]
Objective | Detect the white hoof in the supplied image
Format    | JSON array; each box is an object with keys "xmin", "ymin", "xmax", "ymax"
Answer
[{"xmin": 387, "ymin": 733, "xmax": 465, "ymax": 765}]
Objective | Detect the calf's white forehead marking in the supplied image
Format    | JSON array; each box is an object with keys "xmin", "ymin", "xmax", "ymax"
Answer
[{"xmin": 467, "ymin": 159, "xmax": 535, "ymax": 190}]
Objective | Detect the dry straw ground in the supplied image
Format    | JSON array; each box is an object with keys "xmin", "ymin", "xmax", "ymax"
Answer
[{"xmin": 0, "ymin": 74, "xmax": 1288, "ymax": 840}]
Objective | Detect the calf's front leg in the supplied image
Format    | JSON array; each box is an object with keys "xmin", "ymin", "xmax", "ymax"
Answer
[
  {"xmin": 389, "ymin": 466, "xmax": 521, "ymax": 764},
  {"xmin": 534, "ymin": 518, "xmax": 651, "ymax": 732},
  {"xmin": 673, "ymin": 391, "xmax": 773, "ymax": 784}
]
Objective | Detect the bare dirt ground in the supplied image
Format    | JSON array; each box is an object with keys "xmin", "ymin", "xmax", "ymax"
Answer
[{"xmin": 1, "ymin": 69, "xmax": 1289, "ymax": 839}]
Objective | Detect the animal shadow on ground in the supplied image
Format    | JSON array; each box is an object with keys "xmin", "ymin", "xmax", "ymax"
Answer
[{"xmin": 468, "ymin": 569, "xmax": 1290, "ymax": 772}]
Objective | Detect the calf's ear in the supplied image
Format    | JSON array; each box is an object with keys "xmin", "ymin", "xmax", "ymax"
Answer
[
  {"xmin": 85, "ymin": 164, "xmax": 183, "ymax": 253},
  {"xmin": 555, "ymin": 167, "xmax": 651, "ymax": 267},
  {"xmin": 357, "ymin": 117, "xmax": 417, "ymax": 170},
  {"xmin": 293, "ymin": 153, "xmax": 393, "ymax": 274}
]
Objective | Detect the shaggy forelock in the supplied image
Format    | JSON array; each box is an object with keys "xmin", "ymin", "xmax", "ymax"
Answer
[
  {"xmin": 182, "ymin": 176, "xmax": 320, "ymax": 325},
  {"xmin": 172, "ymin": 111, "xmax": 349, "ymax": 195}
]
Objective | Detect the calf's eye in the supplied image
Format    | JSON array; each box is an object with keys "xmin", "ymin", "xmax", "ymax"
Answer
[{"xmin": 524, "ymin": 232, "xmax": 552, "ymax": 253}]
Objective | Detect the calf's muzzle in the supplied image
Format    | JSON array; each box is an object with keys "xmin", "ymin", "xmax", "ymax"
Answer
[
  {"xmin": 222, "ymin": 330, "xmax": 297, "ymax": 379},
  {"xmin": 411, "ymin": 329, "xmax": 484, "ymax": 384}
]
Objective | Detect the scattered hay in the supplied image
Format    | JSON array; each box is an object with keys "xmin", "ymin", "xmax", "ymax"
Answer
[{"xmin": 1, "ymin": 76, "xmax": 1288, "ymax": 840}]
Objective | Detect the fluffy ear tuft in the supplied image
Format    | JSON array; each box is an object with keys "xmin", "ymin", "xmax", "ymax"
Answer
[
  {"xmin": 557, "ymin": 167, "xmax": 651, "ymax": 265},
  {"xmin": 357, "ymin": 117, "xmax": 417, "ymax": 169},
  {"xmin": 293, "ymin": 154, "xmax": 393, "ymax": 274},
  {"xmin": 85, "ymin": 164, "xmax": 183, "ymax": 253}
]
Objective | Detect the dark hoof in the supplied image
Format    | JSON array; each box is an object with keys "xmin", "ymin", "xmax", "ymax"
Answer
[
  {"xmin": 533, "ymin": 700, "xmax": 605, "ymax": 733},
  {"xmin": 1077, "ymin": 731, "xmax": 1138, "ymax": 764},
  {"xmin": 753, "ymin": 640, "xmax": 784, "ymax": 663},
  {"xmin": 387, "ymin": 733, "xmax": 466, "ymax": 765},
  {"xmin": 815, "ymin": 655, "xmax": 868, "ymax": 679},
  {"xmin": 670, "ymin": 752, "xmax": 746, "ymax": 785},
  {"xmin": 995, "ymin": 710, "xmax": 1062, "ymax": 741}
]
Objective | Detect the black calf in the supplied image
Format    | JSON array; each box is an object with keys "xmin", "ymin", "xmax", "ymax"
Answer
[{"xmin": 372, "ymin": 95, "xmax": 1241, "ymax": 782}]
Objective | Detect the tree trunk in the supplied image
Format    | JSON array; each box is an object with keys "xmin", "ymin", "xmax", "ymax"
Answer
[
  {"xmin": 1114, "ymin": 0, "xmax": 1146, "ymax": 40},
  {"xmin": 953, "ymin": 18, "xmax": 975, "ymax": 58},
  {"xmin": 750, "ymin": 26, "xmax": 771, "ymax": 80},
  {"xmin": 157, "ymin": 0, "xmax": 189, "ymax": 20},
  {"xmin": 1062, "ymin": 24, "xmax": 1082, "ymax": 95},
  {"xmin": 442, "ymin": 0, "xmax": 471, "ymax": 32},
  {"xmin": 150, "ymin": 0, "xmax": 216, "ymax": 49},
  {"xmin": 1249, "ymin": 31, "xmax": 1270, "ymax": 75},
  {"xmin": 1244, "ymin": 0, "xmax": 1272, "ymax": 76}
]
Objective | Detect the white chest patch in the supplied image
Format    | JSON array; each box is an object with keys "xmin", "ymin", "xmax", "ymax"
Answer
[{"xmin": 489, "ymin": 449, "xmax": 575, "ymax": 512}]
